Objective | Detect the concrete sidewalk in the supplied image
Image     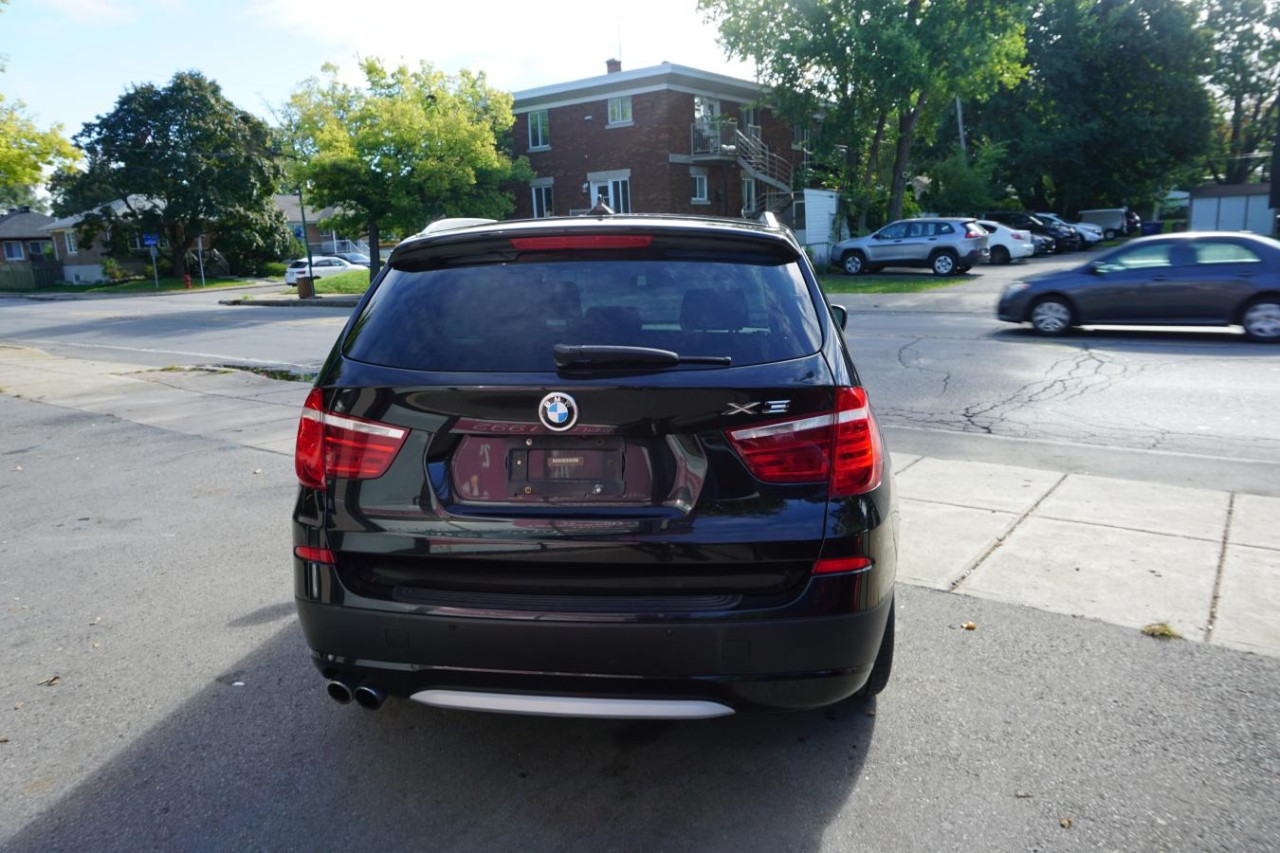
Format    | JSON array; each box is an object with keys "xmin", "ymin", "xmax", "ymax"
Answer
[{"xmin": 3, "ymin": 343, "xmax": 1277, "ymax": 659}]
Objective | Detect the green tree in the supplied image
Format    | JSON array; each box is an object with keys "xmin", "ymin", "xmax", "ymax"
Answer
[
  {"xmin": 1200, "ymin": 0, "xmax": 1280, "ymax": 184},
  {"xmin": 971, "ymin": 0, "xmax": 1213, "ymax": 212},
  {"xmin": 0, "ymin": 95, "xmax": 80, "ymax": 197},
  {"xmin": 701, "ymin": 0, "xmax": 1026, "ymax": 224},
  {"xmin": 54, "ymin": 71, "xmax": 286, "ymax": 277},
  {"xmin": 280, "ymin": 59, "xmax": 533, "ymax": 278},
  {"xmin": 920, "ymin": 140, "xmax": 1010, "ymax": 215}
]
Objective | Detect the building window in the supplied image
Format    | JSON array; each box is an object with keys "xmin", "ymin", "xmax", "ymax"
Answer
[
  {"xmin": 792, "ymin": 125, "xmax": 810, "ymax": 150},
  {"xmin": 588, "ymin": 176, "xmax": 629, "ymax": 211},
  {"xmin": 741, "ymin": 177, "xmax": 757, "ymax": 214},
  {"xmin": 3, "ymin": 241, "xmax": 23, "ymax": 261},
  {"xmin": 531, "ymin": 182, "xmax": 554, "ymax": 218},
  {"xmin": 27, "ymin": 240, "xmax": 51, "ymax": 259},
  {"xmin": 741, "ymin": 106, "xmax": 761, "ymax": 139},
  {"xmin": 607, "ymin": 96, "xmax": 632, "ymax": 126},
  {"xmin": 694, "ymin": 96, "xmax": 721, "ymax": 124},
  {"xmin": 528, "ymin": 110, "xmax": 550, "ymax": 150},
  {"xmin": 64, "ymin": 232, "xmax": 78, "ymax": 255},
  {"xmin": 690, "ymin": 168, "xmax": 708, "ymax": 203}
]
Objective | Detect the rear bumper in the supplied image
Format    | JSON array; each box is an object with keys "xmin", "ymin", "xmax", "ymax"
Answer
[{"xmin": 295, "ymin": 584, "xmax": 893, "ymax": 711}]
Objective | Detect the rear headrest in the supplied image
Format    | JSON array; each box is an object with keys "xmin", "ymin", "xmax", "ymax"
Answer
[
  {"xmin": 536, "ymin": 280, "xmax": 582, "ymax": 317},
  {"xmin": 680, "ymin": 289, "xmax": 748, "ymax": 332},
  {"xmin": 585, "ymin": 306, "xmax": 642, "ymax": 334}
]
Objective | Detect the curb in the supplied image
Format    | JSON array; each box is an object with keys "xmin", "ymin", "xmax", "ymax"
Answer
[{"xmin": 218, "ymin": 296, "xmax": 361, "ymax": 308}]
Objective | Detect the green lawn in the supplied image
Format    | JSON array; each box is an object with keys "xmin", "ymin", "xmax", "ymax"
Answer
[
  {"xmin": 816, "ymin": 271, "xmax": 967, "ymax": 294},
  {"xmin": 312, "ymin": 269, "xmax": 374, "ymax": 294}
]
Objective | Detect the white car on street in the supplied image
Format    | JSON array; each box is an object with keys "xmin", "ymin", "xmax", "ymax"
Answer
[
  {"xmin": 976, "ymin": 220, "xmax": 1035, "ymax": 265},
  {"xmin": 284, "ymin": 256, "xmax": 365, "ymax": 285}
]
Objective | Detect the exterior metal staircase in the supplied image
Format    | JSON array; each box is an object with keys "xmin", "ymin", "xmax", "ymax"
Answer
[{"xmin": 690, "ymin": 120, "xmax": 796, "ymax": 220}]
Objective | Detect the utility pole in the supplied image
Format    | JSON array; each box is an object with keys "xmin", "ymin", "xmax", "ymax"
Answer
[{"xmin": 297, "ymin": 186, "xmax": 314, "ymax": 278}]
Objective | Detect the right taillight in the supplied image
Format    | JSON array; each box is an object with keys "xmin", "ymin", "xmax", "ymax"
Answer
[
  {"xmin": 829, "ymin": 386, "xmax": 884, "ymax": 496},
  {"xmin": 294, "ymin": 388, "xmax": 408, "ymax": 488},
  {"xmin": 725, "ymin": 387, "xmax": 883, "ymax": 496}
]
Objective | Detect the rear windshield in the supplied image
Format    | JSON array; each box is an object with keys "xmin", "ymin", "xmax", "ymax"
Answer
[{"xmin": 343, "ymin": 257, "xmax": 823, "ymax": 372}]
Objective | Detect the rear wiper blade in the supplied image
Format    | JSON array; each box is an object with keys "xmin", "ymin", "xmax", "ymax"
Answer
[{"xmin": 554, "ymin": 344, "xmax": 732, "ymax": 369}]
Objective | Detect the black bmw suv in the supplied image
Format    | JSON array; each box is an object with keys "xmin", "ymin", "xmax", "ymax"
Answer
[{"xmin": 292, "ymin": 213, "xmax": 897, "ymax": 719}]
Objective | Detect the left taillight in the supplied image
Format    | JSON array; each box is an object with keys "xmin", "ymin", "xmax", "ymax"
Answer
[
  {"xmin": 725, "ymin": 387, "xmax": 884, "ymax": 497},
  {"xmin": 295, "ymin": 387, "xmax": 408, "ymax": 488}
]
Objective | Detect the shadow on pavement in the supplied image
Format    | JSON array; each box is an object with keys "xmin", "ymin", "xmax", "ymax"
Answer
[{"xmin": 7, "ymin": 625, "xmax": 874, "ymax": 852}]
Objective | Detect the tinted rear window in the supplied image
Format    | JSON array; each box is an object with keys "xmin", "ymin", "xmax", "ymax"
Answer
[{"xmin": 344, "ymin": 257, "xmax": 823, "ymax": 372}]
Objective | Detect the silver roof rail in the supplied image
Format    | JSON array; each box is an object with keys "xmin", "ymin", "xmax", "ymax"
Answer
[{"xmin": 422, "ymin": 217, "xmax": 498, "ymax": 235}]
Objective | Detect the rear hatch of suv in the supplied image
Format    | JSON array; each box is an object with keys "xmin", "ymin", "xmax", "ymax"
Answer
[{"xmin": 296, "ymin": 221, "xmax": 882, "ymax": 610}]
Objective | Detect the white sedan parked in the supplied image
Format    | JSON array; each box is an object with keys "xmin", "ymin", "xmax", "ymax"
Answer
[
  {"xmin": 976, "ymin": 220, "xmax": 1035, "ymax": 265},
  {"xmin": 284, "ymin": 256, "xmax": 365, "ymax": 285}
]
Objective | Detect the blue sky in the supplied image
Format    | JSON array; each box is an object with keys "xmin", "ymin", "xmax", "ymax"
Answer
[{"xmin": 1, "ymin": 0, "xmax": 753, "ymax": 138}]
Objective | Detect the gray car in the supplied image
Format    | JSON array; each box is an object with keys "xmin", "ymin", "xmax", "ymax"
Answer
[
  {"xmin": 996, "ymin": 231, "xmax": 1280, "ymax": 341},
  {"xmin": 833, "ymin": 217, "xmax": 989, "ymax": 276}
]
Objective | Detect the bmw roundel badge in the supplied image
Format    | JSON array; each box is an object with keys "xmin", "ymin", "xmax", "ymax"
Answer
[{"xmin": 538, "ymin": 392, "xmax": 579, "ymax": 432}]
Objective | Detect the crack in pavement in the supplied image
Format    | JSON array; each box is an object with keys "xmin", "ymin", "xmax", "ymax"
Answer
[
  {"xmin": 895, "ymin": 336, "xmax": 953, "ymax": 397},
  {"xmin": 958, "ymin": 347, "xmax": 1126, "ymax": 432}
]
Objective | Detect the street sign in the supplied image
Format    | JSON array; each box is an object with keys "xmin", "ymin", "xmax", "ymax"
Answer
[{"xmin": 142, "ymin": 233, "xmax": 159, "ymax": 247}]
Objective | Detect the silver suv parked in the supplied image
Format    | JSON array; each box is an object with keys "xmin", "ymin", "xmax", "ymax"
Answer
[{"xmin": 834, "ymin": 217, "xmax": 990, "ymax": 276}]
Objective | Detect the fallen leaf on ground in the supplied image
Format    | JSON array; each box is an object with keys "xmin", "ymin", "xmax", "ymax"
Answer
[
  {"xmin": 1060, "ymin": 818, "xmax": 1072, "ymax": 829},
  {"xmin": 0, "ymin": 736, "xmax": 10, "ymax": 743},
  {"xmin": 1015, "ymin": 791, "xmax": 1033, "ymax": 799},
  {"xmin": 1141, "ymin": 622, "xmax": 1183, "ymax": 640},
  {"xmin": 962, "ymin": 621, "xmax": 977, "ymax": 631},
  {"xmin": 39, "ymin": 675, "xmax": 60, "ymax": 687},
  {"xmin": 252, "ymin": 468, "xmax": 262, "ymax": 475}
]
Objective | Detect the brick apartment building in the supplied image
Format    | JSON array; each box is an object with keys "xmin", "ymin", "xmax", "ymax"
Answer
[{"xmin": 511, "ymin": 60, "xmax": 809, "ymax": 222}]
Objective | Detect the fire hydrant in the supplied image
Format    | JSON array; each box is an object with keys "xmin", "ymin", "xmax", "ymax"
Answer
[{"xmin": 183, "ymin": 274, "xmax": 192, "ymax": 289}]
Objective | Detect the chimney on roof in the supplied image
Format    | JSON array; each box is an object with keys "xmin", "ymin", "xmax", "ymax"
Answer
[{"xmin": 606, "ymin": 58, "xmax": 621, "ymax": 74}]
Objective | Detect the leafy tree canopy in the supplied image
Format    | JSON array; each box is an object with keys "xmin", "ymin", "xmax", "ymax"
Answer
[
  {"xmin": 701, "ymin": 0, "xmax": 1026, "ymax": 224},
  {"xmin": 0, "ymin": 94, "xmax": 80, "ymax": 196},
  {"xmin": 969, "ymin": 0, "xmax": 1213, "ymax": 213},
  {"xmin": 1200, "ymin": 0, "xmax": 1280, "ymax": 184},
  {"xmin": 281, "ymin": 59, "xmax": 533, "ymax": 277},
  {"xmin": 53, "ymin": 70, "xmax": 285, "ymax": 276}
]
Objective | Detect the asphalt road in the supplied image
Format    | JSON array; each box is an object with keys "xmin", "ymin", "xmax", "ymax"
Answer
[{"xmin": 3, "ymin": 394, "xmax": 1279, "ymax": 851}]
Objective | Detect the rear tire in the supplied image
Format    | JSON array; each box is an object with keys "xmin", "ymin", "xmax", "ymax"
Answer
[
  {"xmin": 931, "ymin": 251, "xmax": 957, "ymax": 276},
  {"xmin": 1242, "ymin": 299, "xmax": 1280, "ymax": 342},
  {"xmin": 842, "ymin": 251, "xmax": 866, "ymax": 276},
  {"xmin": 1103, "ymin": 228, "xmax": 1118, "ymax": 240},
  {"xmin": 990, "ymin": 245, "xmax": 1010, "ymax": 265},
  {"xmin": 1030, "ymin": 296, "xmax": 1075, "ymax": 336},
  {"xmin": 856, "ymin": 598, "xmax": 894, "ymax": 700}
]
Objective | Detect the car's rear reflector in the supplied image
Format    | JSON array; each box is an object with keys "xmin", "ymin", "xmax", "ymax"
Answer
[
  {"xmin": 510, "ymin": 235, "xmax": 653, "ymax": 251},
  {"xmin": 725, "ymin": 387, "xmax": 883, "ymax": 496},
  {"xmin": 294, "ymin": 546, "xmax": 335, "ymax": 564},
  {"xmin": 813, "ymin": 556, "xmax": 873, "ymax": 574},
  {"xmin": 295, "ymin": 388, "xmax": 408, "ymax": 488}
]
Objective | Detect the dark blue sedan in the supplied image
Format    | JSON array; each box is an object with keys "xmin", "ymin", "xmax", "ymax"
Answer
[{"xmin": 997, "ymin": 232, "xmax": 1280, "ymax": 341}]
